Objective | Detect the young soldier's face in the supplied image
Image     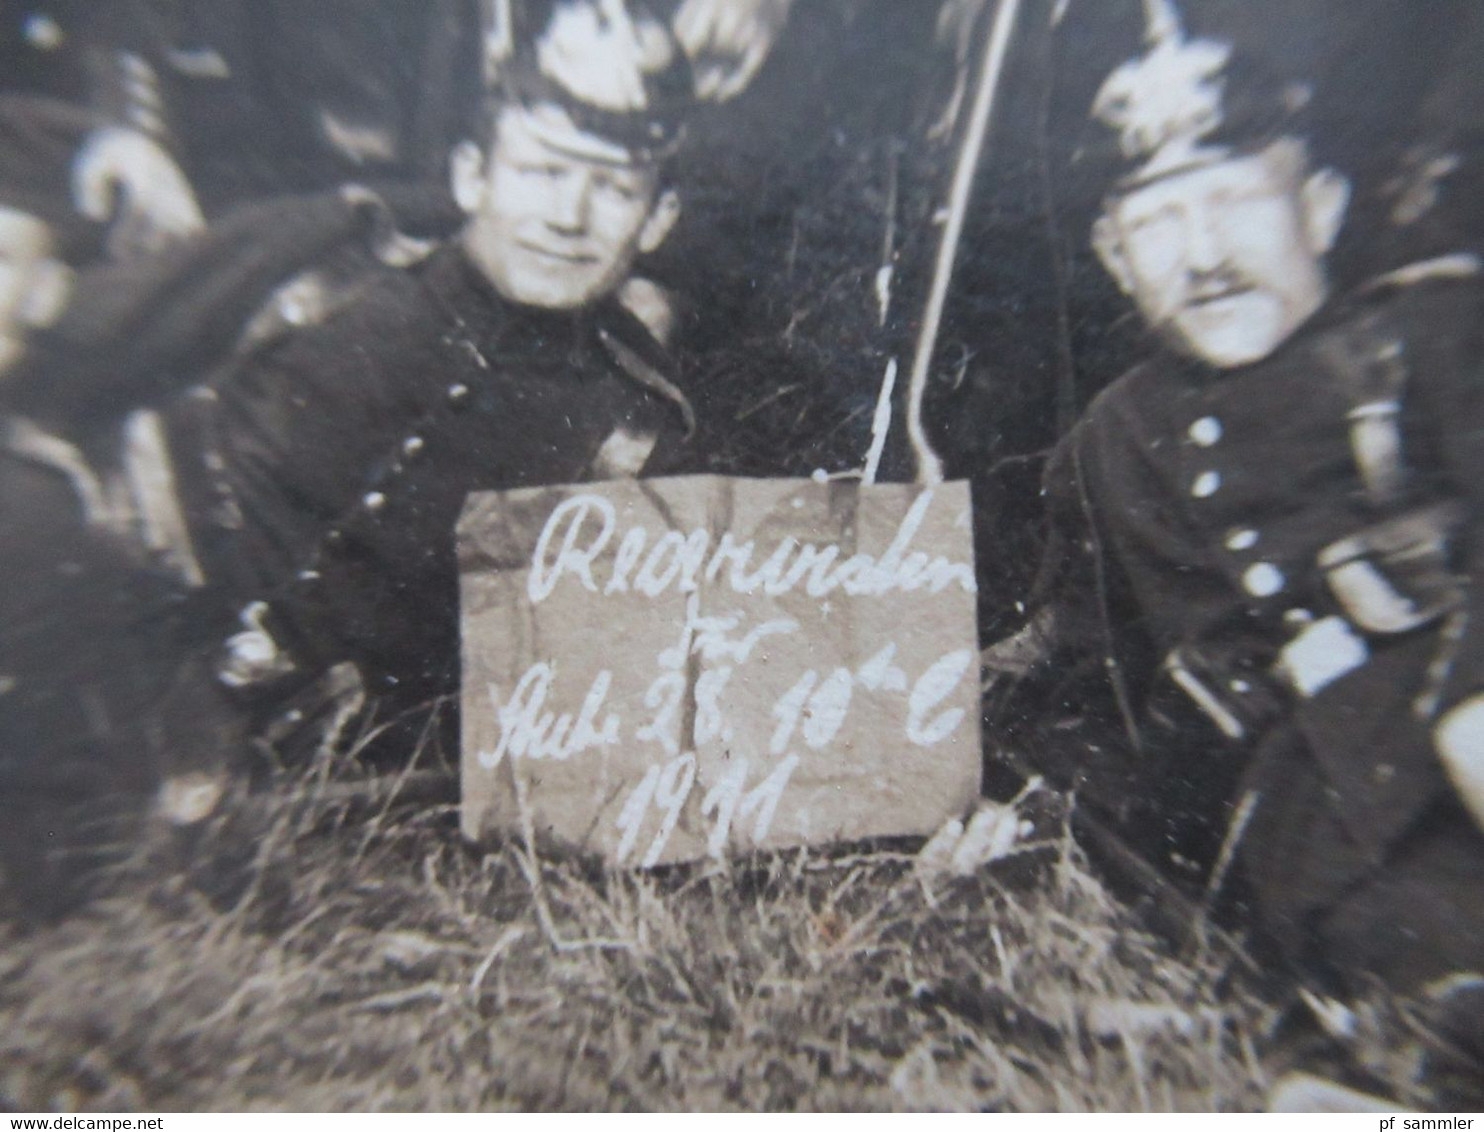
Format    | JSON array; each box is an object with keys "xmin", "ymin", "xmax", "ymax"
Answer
[
  {"xmin": 458, "ymin": 104, "xmax": 678, "ymax": 310},
  {"xmin": 1093, "ymin": 142, "xmax": 1348, "ymax": 368}
]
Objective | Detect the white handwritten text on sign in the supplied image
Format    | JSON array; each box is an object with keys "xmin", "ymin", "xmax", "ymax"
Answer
[{"xmin": 457, "ymin": 476, "xmax": 982, "ymax": 864}]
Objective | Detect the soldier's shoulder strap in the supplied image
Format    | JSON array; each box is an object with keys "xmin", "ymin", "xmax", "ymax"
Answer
[
  {"xmin": 1317, "ymin": 254, "xmax": 1483, "ymax": 509},
  {"xmin": 595, "ymin": 295, "xmax": 696, "ymax": 439}
]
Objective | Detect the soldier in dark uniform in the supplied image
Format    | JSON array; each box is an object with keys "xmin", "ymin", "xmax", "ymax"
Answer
[
  {"xmin": 109, "ymin": 0, "xmax": 699, "ymax": 772},
  {"xmin": 0, "ymin": 137, "xmax": 475, "ymax": 911},
  {"xmin": 999, "ymin": 0, "xmax": 1484, "ymax": 1067},
  {"xmin": 0, "ymin": 91, "xmax": 241, "ymax": 915},
  {"xmin": 0, "ymin": 0, "xmax": 695, "ymax": 903},
  {"xmin": 1, "ymin": 0, "xmax": 809, "ymax": 902}
]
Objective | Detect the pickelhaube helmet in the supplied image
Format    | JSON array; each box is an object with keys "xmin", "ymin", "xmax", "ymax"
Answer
[
  {"xmin": 1092, "ymin": 0, "xmax": 1314, "ymax": 191},
  {"xmin": 486, "ymin": 0, "xmax": 695, "ymax": 164}
]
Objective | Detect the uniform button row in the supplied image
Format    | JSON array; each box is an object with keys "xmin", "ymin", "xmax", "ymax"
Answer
[
  {"xmin": 351, "ymin": 385, "xmax": 459, "ymax": 519},
  {"xmin": 352, "ymin": 436, "xmax": 427, "ymax": 517},
  {"xmin": 1221, "ymin": 523, "xmax": 1284, "ymax": 598}
]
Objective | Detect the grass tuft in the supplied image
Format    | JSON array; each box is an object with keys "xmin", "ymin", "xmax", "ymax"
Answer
[{"xmin": 0, "ymin": 750, "xmax": 1419, "ymax": 1112}]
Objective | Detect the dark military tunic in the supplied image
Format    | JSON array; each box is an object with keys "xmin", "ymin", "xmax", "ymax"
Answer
[
  {"xmin": 1041, "ymin": 273, "xmax": 1484, "ymax": 994},
  {"xmin": 165, "ymin": 244, "xmax": 688, "ymax": 711}
]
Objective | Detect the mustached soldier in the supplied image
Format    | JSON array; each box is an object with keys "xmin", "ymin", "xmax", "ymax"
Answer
[{"xmin": 1011, "ymin": 0, "xmax": 1484, "ymax": 1064}]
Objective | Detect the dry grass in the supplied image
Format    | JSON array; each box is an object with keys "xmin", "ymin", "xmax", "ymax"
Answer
[{"xmin": 0, "ymin": 745, "xmax": 1301, "ymax": 1113}]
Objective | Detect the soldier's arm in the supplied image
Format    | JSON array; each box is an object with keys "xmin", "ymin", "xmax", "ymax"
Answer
[
  {"xmin": 1037, "ymin": 378, "xmax": 1287, "ymax": 748},
  {"xmin": 980, "ymin": 430, "xmax": 1096, "ymax": 683},
  {"xmin": 981, "ymin": 607, "xmax": 1058, "ymax": 683},
  {"xmin": 3, "ymin": 190, "xmax": 420, "ymax": 423},
  {"xmin": 979, "ymin": 417, "xmax": 1145, "ymax": 749},
  {"xmin": 1410, "ymin": 286, "xmax": 1484, "ymax": 830}
]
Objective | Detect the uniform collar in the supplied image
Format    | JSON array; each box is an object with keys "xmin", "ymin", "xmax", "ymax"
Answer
[
  {"xmin": 421, "ymin": 244, "xmax": 600, "ymax": 354},
  {"xmin": 418, "ymin": 243, "xmax": 694, "ymax": 434}
]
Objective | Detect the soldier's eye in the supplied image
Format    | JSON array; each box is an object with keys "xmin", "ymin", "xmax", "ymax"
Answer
[
  {"xmin": 1224, "ymin": 190, "xmax": 1279, "ymax": 212},
  {"xmin": 1126, "ymin": 206, "xmax": 1180, "ymax": 238},
  {"xmin": 593, "ymin": 172, "xmax": 642, "ymax": 201}
]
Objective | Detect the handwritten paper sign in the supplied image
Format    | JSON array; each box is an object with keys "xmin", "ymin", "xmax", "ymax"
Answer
[{"xmin": 457, "ymin": 476, "xmax": 982, "ymax": 865}]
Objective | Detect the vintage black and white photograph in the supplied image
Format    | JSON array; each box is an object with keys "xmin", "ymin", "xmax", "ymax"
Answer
[{"xmin": 2, "ymin": 0, "xmax": 1482, "ymax": 1114}]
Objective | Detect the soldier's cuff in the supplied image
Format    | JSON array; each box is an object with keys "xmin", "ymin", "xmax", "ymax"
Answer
[
  {"xmin": 1276, "ymin": 616, "xmax": 1369, "ymax": 698},
  {"xmin": 1434, "ymin": 694, "xmax": 1484, "ymax": 832}
]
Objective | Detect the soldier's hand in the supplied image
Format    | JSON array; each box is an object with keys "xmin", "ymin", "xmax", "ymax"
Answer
[
  {"xmin": 980, "ymin": 606, "xmax": 1056, "ymax": 689},
  {"xmin": 672, "ymin": 0, "xmax": 793, "ymax": 101},
  {"xmin": 1435, "ymin": 694, "xmax": 1484, "ymax": 833},
  {"xmin": 72, "ymin": 127, "xmax": 205, "ymax": 259}
]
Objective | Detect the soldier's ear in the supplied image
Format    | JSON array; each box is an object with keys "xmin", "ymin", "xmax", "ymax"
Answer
[
  {"xmin": 450, "ymin": 141, "xmax": 487, "ymax": 214},
  {"xmin": 1300, "ymin": 168, "xmax": 1350, "ymax": 255},
  {"xmin": 637, "ymin": 188, "xmax": 681, "ymax": 255},
  {"xmin": 1092, "ymin": 214, "xmax": 1136, "ymax": 295}
]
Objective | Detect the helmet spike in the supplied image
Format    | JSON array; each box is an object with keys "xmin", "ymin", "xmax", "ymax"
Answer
[
  {"xmin": 1142, "ymin": 0, "xmax": 1184, "ymax": 46},
  {"xmin": 483, "ymin": 0, "xmax": 515, "ymax": 87}
]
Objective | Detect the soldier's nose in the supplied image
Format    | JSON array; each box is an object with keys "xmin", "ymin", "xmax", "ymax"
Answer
[
  {"xmin": 545, "ymin": 171, "xmax": 593, "ymax": 234},
  {"xmin": 1182, "ymin": 213, "xmax": 1227, "ymax": 273}
]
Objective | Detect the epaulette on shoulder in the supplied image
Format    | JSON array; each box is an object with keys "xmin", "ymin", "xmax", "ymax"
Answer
[
  {"xmin": 1360, "ymin": 252, "xmax": 1482, "ymax": 297},
  {"xmin": 232, "ymin": 186, "xmax": 461, "ymax": 355},
  {"xmin": 234, "ymin": 266, "xmax": 373, "ymax": 354},
  {"xmin": 339, "ymin": 184, "xmax": 444, "ymax": 270}
]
